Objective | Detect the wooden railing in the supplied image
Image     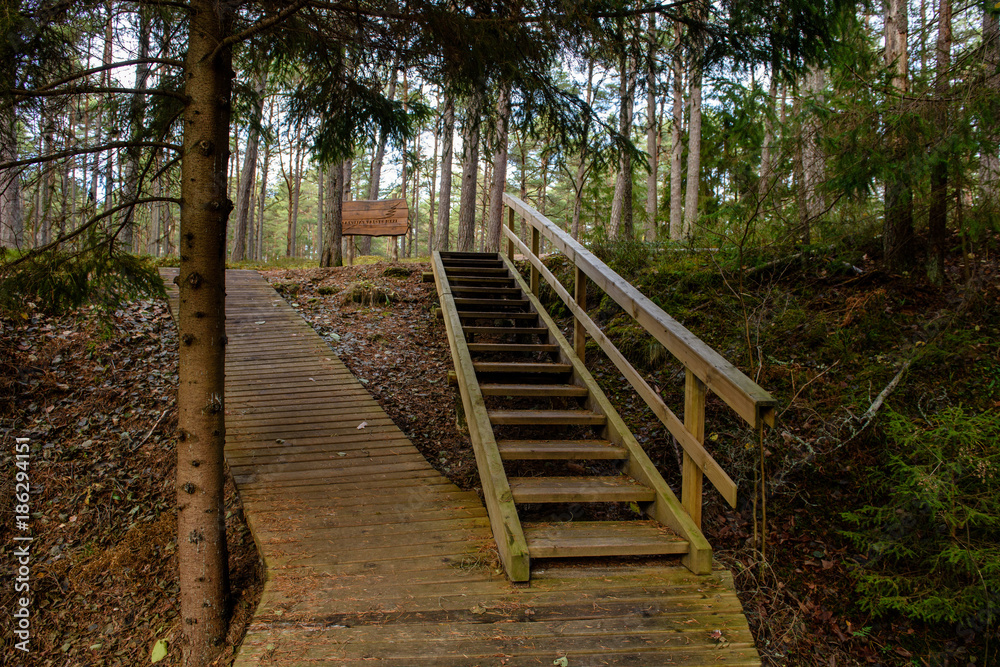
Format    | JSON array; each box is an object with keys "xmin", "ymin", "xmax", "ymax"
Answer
[{"xmin": 502, "ymin": 194, "xmax": 777, "ymax": 528}]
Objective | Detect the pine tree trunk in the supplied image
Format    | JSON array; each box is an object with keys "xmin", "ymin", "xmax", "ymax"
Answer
[
  {"xmin": 980, "ymin": 10, "xmax": 999, "ymax": 205},
  {"xmin": 457, "ymin": 92, "xmax": 481, "ymax": 252},
  {"xmin": 231, "ymin": 72, "xmax": 266, "ymax": 262},
  {"xmin": 435, "ymin": 93, "xmax": 455, "ymax": 251},
  {"xmin": 362, "ymin": 59, "xmax": 399, "ymax": 256},
  {"xmin": 928, "ymin": 0, "xmax": 952, "ymax": 282},
  {"xmin": 290, "ymin": 140, "xmax": 304, "ymax": 256},
  {"xmin": 38, "ymin": 107, "xmax": 55, "ymax": 247},
  {"xmin": 102, "ymin": 6, "xmax": 114, "ymax": 214},
  {"xmin": 645, "ymin": 13, "xmax": 658, "ymax": 241},
  {"xmin": 177, "ymin": 1, "xmax": 234, "ymax": 663},
  {"xmin": 255, "ymin": 106, "xmax": 272, "ymax": 261},
  {"xmin": 317, "ymin": 165, "xmax": 323, "ymax": 257},
  {"xmin": 427, "ymin": 107, "xmax": 438, "ymax": 256},
  {"xmin": 669, "ymin": 23, "xmax": 685, "ymax": 240},
  {"xmin": 342, "ymin": 159, "xmax": 354, "ymax": 263},
  {"xmin": 801, "ymin": 65, "xmax": 826, "ymax": 237},
  {"xmin": 884, "ymin": 0, "xmax": 915, "ymax": 269},
  {"xmin": 321, "ymin": 162, "xmax": 343, "ymax": 267},
  {"xmin": 572, "ymin": 61, "xmax": 594, "ymax": 240},
  {"xmin": 610, "ymin": 47, "xmax": 635, "ymax": 240},
  {"xmin": 486, "ymin": 83, "xmax": 512, "ymax": 252},
  {"xmin": 0, "ymin": 105, "xmax": 22, "ymax": 249},
  {"xmin": 121, "ymin": 9, "xmax": 152, "ymax": 252},
  {"xmin": 682, "ymin": 63, "xmax": 702, "ymax": 240},
  {"xmin": 758, "ymin": 75, "xmax": 779, "ymax": 205}
]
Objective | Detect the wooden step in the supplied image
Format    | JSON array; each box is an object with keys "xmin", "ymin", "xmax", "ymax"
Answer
[
  {"xmin": 497, "ymin": 440, "xmax": 627, "ymax": 460},
  {"xmin": 446, "ymin": 276, "xmax": 515, "ymax": 286},
  {"xmin": 439, "ymin": 251, "xmax": 497, "ymax": 259},
  {"xmin": 509, "ymin": 476, "xmax": 657, "ymax": 503},
  {"xmin": 473, "ymin": 362, "xmax": 571, "ymax": 374},
  {"xmin": 522, "ymin": 521, "xmax": 689, "ymax": 558},
  {"xmin": 467, "ymin": 343, "xmax": 559, "ymax": 353},
  {"xmin": 488, "ymin": 409, "xmax": 606, "ymax": 426},
  {"xmin": 450, "ymin": 286, "xmax": 522, "ymax": 296},
  {"xmin": 479, "ymin": 383, "xmax": 587, "ymax": 397},
  {"xmin": 441, "ymin": 259, "xmax": 504, "ymax": 267},
  {"xmin": 445, "ymin": 267, "xmax": 509, "ymax": 276},
  {"xmin": 459, "ymin": 311, "xmax": 538, "ymax": 320},
  {"xmin": 461, "ymin": 326, "xmax": 548, "ymax": 336},
  {"xmin": 454, "ymin": 298, "xmax": 530, "ymax": 309}
]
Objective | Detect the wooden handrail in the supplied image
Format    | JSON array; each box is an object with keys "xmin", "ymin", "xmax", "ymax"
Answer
[{"xmin": 502, "ymin": 193, "xmax": 777, "ymax": 523}]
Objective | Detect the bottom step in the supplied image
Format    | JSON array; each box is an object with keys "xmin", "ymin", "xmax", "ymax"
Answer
[{"xmin": 522, "ymin": 520, "xmax": 689, "ymax": 558}]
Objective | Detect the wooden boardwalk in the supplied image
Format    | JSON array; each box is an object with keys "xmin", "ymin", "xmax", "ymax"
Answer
[{"xmin": 163, "ymin": 269, "xmax": 760, "ymax": 666}]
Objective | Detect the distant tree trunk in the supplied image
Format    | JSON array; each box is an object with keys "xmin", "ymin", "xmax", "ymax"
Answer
[
  {"xmin": 457, "ymin": 91, "xmax": 481, "ymax": 252},
  {"xmin": 291, "ymin": 140, "xmax": 304, "ymax": 254},
  {"xmin": 928, "ymin": 0, "xmax": 951, "ymax": 282},
  {"xmin": 609, "ymin": 46, "xmax": 636, "ymax": 240},
  {"xmin": 176, "ymin": 1, "xmax": 233, "ymax": 662},
  {"xmin": 980, "ymin": 9, "xmax": 999, "ymax": 206},
  {"xmin": 102, "ymin": 5, "xmax": 114, "ymax": 214},
  {"xmin": 669, "ymin": 28, "xmax": 685, "ymax": 240},
  {"xmin": 255, "ymin": 103, "xmax": 273, "ymax": 261},
  {"xmin": 682, "ymin": 56, "xmax": 703, "ymax": 240},
  {"xmin": 884, "ymin": 0, "xmax": 914, "ymax": 270},
  {"xmin": 0, "ymin": 107, "xmax": 22, "ymax": 249},
  {"xmin": 427, "ymin": 105, "xmax": 438, "ymax": 255},
  {"xmin": 516, "ymin": 128, "xmax": 528, "ymax": 241},
  {"xmin": 793, "ymin": 93, "xmax": 808, "ymax": 236},
  {"xmin": 316, "ymin": 165, "xmax": 323, "ymax": 255},
  {"xmin": 321, "ymin": 162, "xmax": 343, "ymax": 267},
  {"xmin": 363, "ymin": 57, "xmax": 399, "ymax": 256},
  {"xmin": 645, "ymin": 13, "xmax": 659, "ymax": 241},
  {"xmin": 486, "ymin": 83, "xmax": 512, "ymax": 252},
  {"xmin": 435, "ymin": 92, "xmax": 455, "ymax": 251},
  {"xmin": 38, "ymin": 107, "xmax": 56, "ymax": 247},
  {"xmin": 121, "ymin": 9, "xmax": 152, "ymax": 252},
  {"xmin": 758, "ymin": 75, "xmax": 779, "ymax": 205},
  {"xmin": 231, "ymin": 72, "xmax": 266, "ymax": 262},
  {"xmin": 801, "ymin": 65, "xmax": 826, "ymax": 242},
  {"xmin": 572, "ymin": 61, "xmax": 594, "ymax": 240},
  {"xmin": 342, "ymin": 159, "xmax": 354, "ymax": 262}
]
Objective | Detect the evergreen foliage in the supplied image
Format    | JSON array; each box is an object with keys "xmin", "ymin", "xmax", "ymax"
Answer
[{"xmin": 842, "ymin": 407, "xmax": 1000, "ymax": 628}]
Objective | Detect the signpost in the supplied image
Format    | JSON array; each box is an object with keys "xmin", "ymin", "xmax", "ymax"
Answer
[{"xmin": 342, "ymin": 199, "xmax": 410, "ymax": 237}]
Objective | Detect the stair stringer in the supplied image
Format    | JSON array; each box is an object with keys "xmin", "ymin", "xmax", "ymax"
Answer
[
  {"xmin": 431, "ymin": 252, "xmax": 531, "ymax": 582},
  {"xmin": 500, "ymin": 255, "xmax": 714, "ymax": 574}
]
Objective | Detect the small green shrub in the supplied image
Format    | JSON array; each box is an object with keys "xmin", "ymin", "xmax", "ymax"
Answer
[
  {"xmin": 317, "ymin": 286, "xmax": 337, "ymax": 295},
  {"xmin": 382, "ymin": 265, "xmax": 414, "ymax": 279},
  {"xmin": 842, "ymin": 406, "xmax": 1000, "ymax": 630},
  {"xmin": 341, "ymin": 280, "xmax": 395, "ymax": 306}
]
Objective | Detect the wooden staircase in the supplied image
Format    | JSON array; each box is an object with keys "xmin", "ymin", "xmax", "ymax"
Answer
[{"xmin": 433, "ymin": 251, "xmax": 710, "ymax": 582}]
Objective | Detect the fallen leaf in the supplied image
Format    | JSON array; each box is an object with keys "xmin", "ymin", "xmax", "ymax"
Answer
[
  {"xmin": 553, "ymin": 658, "xmax": 569, "ymax": 667},
  {"xmin": 150, "ymin": 639, "xmax": 168, "ymax": 663},
  {"xmin": 357, "ymin": 422, "xmax": 367, "ymax": 429}
]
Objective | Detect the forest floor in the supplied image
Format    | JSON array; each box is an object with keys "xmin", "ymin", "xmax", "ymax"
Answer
[{"xmin": 0, "ymin": 299, "xmax": 262, "ymax": 666}]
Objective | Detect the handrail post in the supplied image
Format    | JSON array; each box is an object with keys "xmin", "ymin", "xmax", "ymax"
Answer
[
  {"xmin": 506, "ymin": 206, "xmax": 515, "ymax": 261},
  {"xmin": 574, "ymin": 266, "xmax": 586, "ymax": 362},
  {"xmin": 530, "ymin": 225, "xmax": 540, "ymax": 298},
  {"xmin": 682, "ymin": 368, "xmax": 707, "ymax": 529}
]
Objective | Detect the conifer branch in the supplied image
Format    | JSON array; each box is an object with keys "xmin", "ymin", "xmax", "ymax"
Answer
[
  {"xmin": 33, "ymin": 59, "xmax": 185, "ymax": 92},
  {"xmin": 0, "ymin": 141, "xmax": 183, "ymax": 171},
  {"xmin": 208, "ymin": 0, "xmax": 312, "ymax": 63}
]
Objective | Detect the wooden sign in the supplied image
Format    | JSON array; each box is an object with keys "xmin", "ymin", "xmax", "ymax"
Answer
[{"xmin": 342, "ymin": 199, "xmax": 410, "ymax": 237}]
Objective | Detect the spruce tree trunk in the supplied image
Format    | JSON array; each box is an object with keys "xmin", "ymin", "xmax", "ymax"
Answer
[
  {"xmin": 457, "ymin": 92, "xmax": 481, "ymax": 252},
  {"xmin": 102, "ymin": 6, "xmax": 114, "ymax": 214},
  {"xmin": 645, "ymin": 13, "xmax": 658, "ymax": 241},
  {"xmin": 231, "ymin": 72, "xmax": 266, "ymax": 262},
  {"xmin": 435, "ymin": 93, "xmax": 455, "ymax": 251},
  {"xmin": 928, "ymin": 0, "xmax": 951, "ymax": 282},
  {"xmin": 316, "ymin": 165, "xmax": 323, "ymax": 257},
  {"xmin": 801, "ymin": 65, "xmax": 826, "ymax": 239},
  {"xmin": 0, "ymin": 105, "xmax": 22, "ymax": 249},
  {"xmin": 572, "ymin": 61, "xmax": 593, "ymax": 240},
  {"xmin": 884, "ymin": 0, "xmax": 915, "ymax": 269},
  {"xmin": 486, "ymin": 83, "xmax": 512, "ymax": 252},
  {"xmin": 427, "ymin": 107, "xmax": 438, "ymax": 255},
  {"xmin": 669, "ymin": 23, "xmax": 685, "ymax": 240},
  {"xmin": 321, "ymin": 162, "xmax": 343, "ymax": 267},
  {"xmin": 609, "ymin": 47, "xmax": 635, "ymax": 240},
  {"xmin": 177, "ymin": 1, "xmax": 233, "ymax": 663},
  {"xmin": 758, "ymin": 75, "xmax": 779, "ymax": 205}
]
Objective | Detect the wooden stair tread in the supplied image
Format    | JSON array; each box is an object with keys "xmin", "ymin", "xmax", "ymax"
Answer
[
  {"xmin": 461, "ymin": 326, "xmax": 548, "ymax": 336},
  {"xmin": 508, "ymin": 476, "xmax": 657, "ymax": 503},
  {"xmin": 467, "ymin": 343, "xmax": 559, "ymax": 353},
  {"xmin": 446, "ymin": 276, "xmax": 515, "ymax": 285},
  {"xmin": 479, "ymin": 383, "xmax": 587, "ymax": 397},
  {"xmin": 454, "ymin": 298, "xmax": 530, "ymax": 308},
  {"xmin": 488, "ymin": 409, "xmax": 606, "ymax": 426},
  {"xmin": 459, "ymin": 311, "xmax": 538, "ymax": 319},
  {"xmin": 522, "ymin": 521, "xmax": 689, "ymax": 558},
  {"xmin": 444, "ymin": 267, "xmax": 510, "ymax": 275},
  {"xmin": 450, "ymin": 286, "xmax": 522, "ymax": 295},
  {"xmin": 497, "ymin": 440, "xmax": 627, "ymax": 460},
  {"xmin": 473, "ymin": 362, "xmax": 572, "ymax": 374}
]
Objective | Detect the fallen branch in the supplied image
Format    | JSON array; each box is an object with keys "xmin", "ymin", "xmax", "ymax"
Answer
[{"xmin": 132, "ymin": 408, "xmax": 172, "ymax": 451}]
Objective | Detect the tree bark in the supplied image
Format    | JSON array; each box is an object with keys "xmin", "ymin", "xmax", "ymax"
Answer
[
  {"xmin": 669, "ymin": 24, "xmax": 684, "ymax": 240},
  {"xmin": 177, "ymin": 1, "xmax": 233, "ymax": 663},
  {"xmin": 231, "ymin": 72, "xmax": 266, "ymax": 262},
  {"xmin": 434, "ymin": 92, "xmax": 455, "ymax": 251},
  {"xmin": 102, "ymin": 4, "xmax": 114, "ymax": 214},
  {"xmin": 980, "ymin": 9, "xmax": 999, "ymax": 205},
  {"xmin": 609, "ymin": 45, "xmax": 636, "ymax": 240},
  {"xmin": 572, "ymin": 61, "xmax": 594, "ymax": 240},
  {"xmin": 928, "ymin": 0, "xmax": 951, "ymax": 282},
  {"xmin": 757, "ymin": 75, "xmax": 779, "ymax": 205},
  {"xmin": 363, "ymin": 57, "xmax": 399, "ymax": 256},
  {"xmin": 883, "ymin": 0, "xmax": 915, "ymax": 270},
  {"xmin": 682, "ymin": 51, "xmax": 702, "ymax": 240},
  {"xmin": 801, "ymin": 65, "xmax": 826, "ymax": 239},
  {"xmin": 427, "ymin": 103, "xmax": 438, "ymax": 256},
  {"xmin": 121, "ymin": 8, "xmax": 152, "ymax": 251},
  {"xmin": 645, "ymin": 13, "xmax": 659, "ymax": 241},
  {"xmin": 457, "ymin": 91, "xmax": 481, "ymax": 252},
  {"xmin": 0, "ymin": 106, "xmax": 23, "ymax": 249},
  {"xmin": 321, "ymin": 161, "xmax": 343, "ymax": 267},
  {"xmin": 486, "ymin": 83, "xmax": 512, "ymax": 252}
]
